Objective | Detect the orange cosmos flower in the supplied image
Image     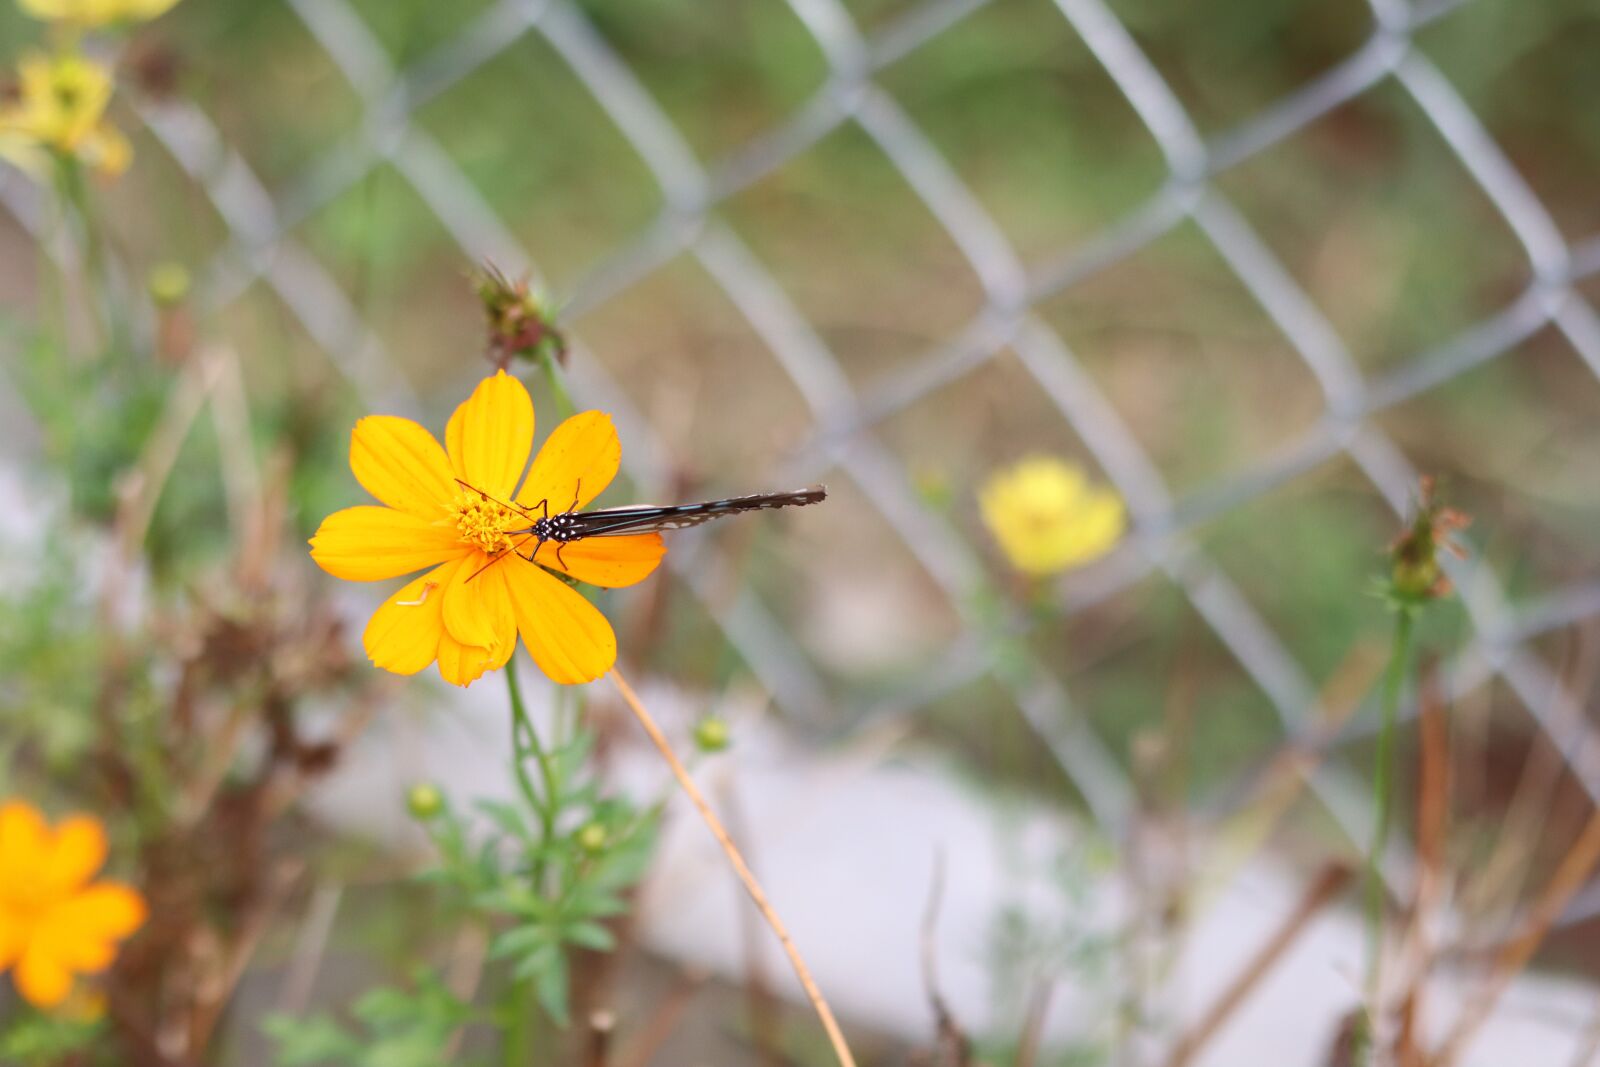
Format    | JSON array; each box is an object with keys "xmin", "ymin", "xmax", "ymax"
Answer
[
  {"xmin": 0, "ymin": 800, "xmax": 147, "ymax": 1010},
  {"xmin": 309, "ymin": 370, "xmax": 666, "ymax": 686}
]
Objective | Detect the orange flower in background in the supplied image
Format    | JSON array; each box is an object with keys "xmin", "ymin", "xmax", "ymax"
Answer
[
  {"xmin": 0, "ymin": 800, "xmax": 146, "ymax": 1009},
  {"xmin": 310, "ymin": 370, "xmax": 665, "ymax": 686}
]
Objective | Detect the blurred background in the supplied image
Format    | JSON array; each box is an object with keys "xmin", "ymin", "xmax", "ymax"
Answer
[{"xmin": 3, "ymin": 0, "xmax": 1600, "ymax": 1062}]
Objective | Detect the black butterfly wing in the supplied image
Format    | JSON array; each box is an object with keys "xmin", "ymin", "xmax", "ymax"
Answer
[{"xmin": 568, "ymin": 486, "xmax": 826, "ymax": 536}]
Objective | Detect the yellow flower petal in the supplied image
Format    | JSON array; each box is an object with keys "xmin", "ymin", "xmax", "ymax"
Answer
[
  {"xmin": 441, "ymin": 550, "xmax": 516, "ymax": 653},
  {"xmin": 0, "ymin": 800, "xmax": 49, "ymax": 886},
  {"xmin": 979, "ymin": 457, "xmax": 1125, "ymax": 576},
  {"xmin": 437, "ymin": 633, "xmax": 494, "ymax": 687},
  {"xmin": 349, "ymin": 415, "xmax": 457, "ymax": 520},
  {"xmin": 446, "ymin": 370, "xmax": 535, "ymax": 500},
  {"xmin": 362, "ymin": 560, "xmax": 454, "ymax": 676},
  {"xmin": 44, "ymin": 885, "xmax": 146, "ymax": 967},
  {"xmin": 15, "ymin": 942, "xmax": 72, "ymax": 1008},
  {"xmin": 42, "ymin": 817, "xmax": 106, "ymax": 895},
  {"xmin": 503, "ymin": 561, "xmax": 617, "ymax": 685},
  {"xmin": 309, "ymin": 505, "xmax": 466, "ymax": 582},
  {"xmin": 517, "ymin": 411, "xmax": 620, "ymax": 515},
  {"xmin": 536, "ymin": 533, "xmax": 665, "ymax": 589},
  {"xmin": 0, "ymin": 908, "xmax": 25, "ymax": 970}
]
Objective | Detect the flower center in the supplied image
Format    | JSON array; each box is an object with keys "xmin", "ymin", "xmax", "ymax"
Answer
[{"xmin": 454, "ymin": 491, "xmax": 521, "ymax": 555}]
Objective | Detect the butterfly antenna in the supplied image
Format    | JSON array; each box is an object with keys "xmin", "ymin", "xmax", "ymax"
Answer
[{"xmin": 454, "ymin": 478, "xmax": 540, "ymax": 520}]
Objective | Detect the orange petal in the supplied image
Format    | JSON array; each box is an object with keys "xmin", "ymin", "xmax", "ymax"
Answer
[
  {"xmin": 309, "ymin": 506, "xmax": 467, "ymax": 582},
  {"xmin": 350, "ymin": 415, "xmax": 457, "ymax": 519},
  {"xmin": 0, "ymin": 800, "xmax": 48, "ymax": 886},
  {"xmin": 14, "ymin": 942, "xmax": 71, "ymax": 1008},
  {"xmin": 48, "ymin": 883, "xmax": 147, "ymax": 947},
  {"xmin": 503, "ymin": 561, "xmax": 617, "ymax": 685},
  {"xmin": 446, "ymin": 370, "xmax": 535, "ymax": 500},
  {"xmin": 362, "ymin": 560, "xmax": 456, "ymax": 676},
  {"xmin": 517, "ymin": 411, "xmax": 620, "ymax": 515},
  {"xmin": 437, "ymin": 633, "xmax": 494, "ymax": 687},
  {"xmin": 42, "ymin": 816, "xmax": 106, "ymax": 895},
  {"xmin": 441, "ymin": 550, "xmax": 516, "ymax": 654},
  {"xmin": 537, "ymin": 533, "xmax": 666, "ymax": 589},
  {"xmin": 0, "ymin": 907, "xmax": 24, "ymax": 970}
]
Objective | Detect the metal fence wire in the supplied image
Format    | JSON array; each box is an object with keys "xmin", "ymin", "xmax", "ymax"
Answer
[{"xmin": 8, "ymin": 0, "xmax": 1600, "ymax": 924}]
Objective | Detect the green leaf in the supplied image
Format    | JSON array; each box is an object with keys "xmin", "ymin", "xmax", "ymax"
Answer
[{"xmin": 563, "ymin": 920, "xmax": 616, "ymax": 952}]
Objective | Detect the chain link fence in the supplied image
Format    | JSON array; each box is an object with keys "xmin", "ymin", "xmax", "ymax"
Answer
[{"xmin": 6, "ymin": 0, "xmax": 1600, "ymax": 923}]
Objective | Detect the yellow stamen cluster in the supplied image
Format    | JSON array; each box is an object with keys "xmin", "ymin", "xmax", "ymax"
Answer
[{"xmin": 453, "ymin": 492, "xmax": 521, "ymax": 556}]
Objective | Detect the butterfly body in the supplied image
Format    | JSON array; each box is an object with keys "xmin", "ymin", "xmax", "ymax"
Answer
[{"xmin": 462, "ymin": 481, "xmax": 826, "ymax": 577}]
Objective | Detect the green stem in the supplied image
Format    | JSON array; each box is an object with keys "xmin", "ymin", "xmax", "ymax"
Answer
[
  {"xmin": 54, "ymin": 155, "xmax": 113, "ymax": 353},
  {"xmin": 540, "ymin": 348, "xmax": 576, "ymax": 420},
  {"xmin": 504, "ymin": 657, "xmax": 559, "ymax": 857},
  {"xmin": 504, "ymin": 977, "xmax": 534, "ymax": 1067},
  {"xmin": 1365, "ymin": 607, "xmax": 1414, "ymax": 1006},
  {"xmin": 502, "ymin": 658, "xmax": 562, "ymax": 1067}
]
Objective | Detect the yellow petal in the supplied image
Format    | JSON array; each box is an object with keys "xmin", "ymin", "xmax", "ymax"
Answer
[
  {"xmin": 44, "ymin": 885, "xmax": 146, "ymax": 967},
  {"xmin": 503, "ymin": 561, "xmax": 616, "ymax": 685},
  {"xmin": 350, "ymin": 415, "xmax": 457, "ymax": 520},
  {"xmin": 123, "ymin": 0, "xmax": 182, "ymax": 19},
  {"xmin": 15, "ymin": 943, "xmax": 72, "ymax": 1008},
  {"xmin": 42, "ymin": 817, "xmax": 106, "ymax": 895},
  {"xmin": 446, "ymin": 371, "xmax": 535, "ymax": 500},
  {"xmin": 0, "ymin": 907, "xmax": 24, "ymax": 970},
  {"xmin": 437, "ymin": 633, "xmax": 494, "ymax": 687},
  {"xmin": 362, "ymin": 561, "xmax": 454, "ymax": 676},
  {"xmin": 517, "ymin": 411, "xmax": 620, "ymax": 515},
  {"xmin": 0, "ymin": 800, "xmax": 49, "ymax": 885},
  {"xmin": 309, "ymin": 505, "xmax": 466, "ymax": 582},
  {"xmin": 537, "ymin": 533, "xmax": 665, "ymax": 589},
  {"xmin": 441, "ymin": 550, "xmax": 516, "ymax": 653}
]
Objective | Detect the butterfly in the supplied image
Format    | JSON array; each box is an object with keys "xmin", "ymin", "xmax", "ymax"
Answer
[{"xmin": 461, "ymin": 479, "xmax": 825, "ymax": 578}]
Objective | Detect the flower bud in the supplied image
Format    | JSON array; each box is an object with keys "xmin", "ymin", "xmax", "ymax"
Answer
[
  {"xmin": 693, "ymin": 716, "xmax": 731, "ymax": 753},
  {"xmin": 575, "ymin": 822, "xmax": 607, "ymax": 854},
  {"xmin": 474, "ymin": 263, "xmax": 566, "ymax": 370},
  {"xmin": 147, "ymin": 261, "xmax": 191, "ymax": 306},
  {"xmin": 406, "ymin": 782, "xmax": 444, "ymax": 820}
]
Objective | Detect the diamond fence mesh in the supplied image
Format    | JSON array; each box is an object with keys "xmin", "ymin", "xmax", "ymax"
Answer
[{"xmin": 6, "ymin": 0, "xmax": 1600, "ymax": 922}]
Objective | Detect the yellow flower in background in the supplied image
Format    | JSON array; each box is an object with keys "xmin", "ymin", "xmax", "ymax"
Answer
[
  {"xmin": 18, "ymin": 0, "xmax": 181, "ymax": 26},
  {"xmin": 980, "ymin": 456, "xmax": 1125, "ymax": 576},
  {"xmin": 0, "ymin": 52, "xmax": 131, "ymax": 177},
  {"xmin": 0, "ymin": 800, "xmax": 147, "ymax": 1010},
  {"xmin": 309, "ymin": 370, "xmax": 666, "ymax": 687}
]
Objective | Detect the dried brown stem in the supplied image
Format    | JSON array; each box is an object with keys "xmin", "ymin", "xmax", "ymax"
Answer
[
  {"xmin": 610, "ymin": 669, "xmax": 858, "ymax": 1067},
  {"xmin": 1427, "ymin": 807, "xmax": 1600, "ymax": 1067},
  {"xmin": 1162, "ymin": 863, "xmax": 1354, "ymax": 1067}
]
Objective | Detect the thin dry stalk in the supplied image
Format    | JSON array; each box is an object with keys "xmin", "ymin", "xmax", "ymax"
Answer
[
  {"xmin": 610, "ymin": 669, "xmax": 859, "ymax": 1067},
  {"xmin": 1015, "ymin": 981, "xmax": 1054, "ymax": 1067},
  {"xmin": 586, "ymin": 1010, "xmax": 617, "ymax": 1067},
  {"xmin": 1195, "ymin": 644, "xmax": 1380, "ymax": 915},
  {"xmin": 614, "ymin": 969, "xmax": 706, "ymax": 1067},
  {"xmin": 920, "ymin": 851, "xmax": 971, "ymax": 1066},
  {"xmin": 1161, "ymin": 863, "xmax": 1354, "ymax": 1067},
  {"xmin": 1463, "ymin": 632, "xmax": 1599, "ymax": 921},
  {"xmin": 1396, "ymin": 663, "xmax": 1450, "ymax": 1067},
  {"xmin": 722, "ymin": 777, "xmax": 784, "ymax": 1067},
  {"xmin": 190, "ymin": 858, "xmax": 306, "ymax": 1053},
  {"xmin": 275, "ymin": 882, "xmax": 344, "ymax": 1015},
  {"xmin": 1427, "ymin": 806, "xmax": 1600, "ymax": 1067}
]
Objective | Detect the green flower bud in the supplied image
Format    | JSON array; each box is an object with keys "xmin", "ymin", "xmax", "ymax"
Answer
[
  {"xmin": 147, "ymin": 261, "xmax": 191, "ymax": 306},
  {"xmin": 406, "ymin": 783, "xmax": 444, "ymax": 820},
  {"xmin": 575, "ymin": 822, "xmax": 608, "ymax": 854},
  {"xmin": 693, "ymin": 716, "xmax": 731, "ymax": 753}
]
